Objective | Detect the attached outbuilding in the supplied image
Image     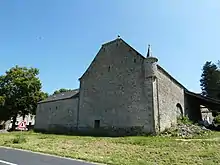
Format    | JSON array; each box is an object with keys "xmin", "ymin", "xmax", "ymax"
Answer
[{"xmin": 34, "ymin": 89, "xmax": 79, "ymax": 133}]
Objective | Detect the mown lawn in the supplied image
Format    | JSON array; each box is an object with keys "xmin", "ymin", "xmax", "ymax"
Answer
[{"xmin": 0, "ymin": 131, "xmax": 220, "ymax": 165}]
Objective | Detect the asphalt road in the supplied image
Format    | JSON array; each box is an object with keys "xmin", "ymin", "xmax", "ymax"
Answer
[{"xmin": 0, "ymin": 147, "xmax": 100, "ymax": 165}]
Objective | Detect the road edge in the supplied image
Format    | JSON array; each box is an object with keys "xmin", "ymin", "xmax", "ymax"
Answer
[{"xmin": 0, "ymin": 146, "xmax": 106, "ymax": 165}]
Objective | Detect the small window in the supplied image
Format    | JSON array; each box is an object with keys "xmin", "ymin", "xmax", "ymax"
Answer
[
  {"xmin": 134, "ymin": 59, "xmax": 136, "ymax": 63},
  {"xmin": 56, "ymin": 106, "xmax": 57, "ymax": 109},
  {"xmin": 94, "ymin": 120, "xmax": 100, "ymax": 128},
  {"xmin": 108, "ymin": 66, "xmax": 110, "ymax": 72}
]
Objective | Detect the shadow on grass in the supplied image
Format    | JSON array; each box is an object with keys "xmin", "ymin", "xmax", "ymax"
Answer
[{"xmin": 33, "ymin": 128, "xmax": 154, "ymax": 138}]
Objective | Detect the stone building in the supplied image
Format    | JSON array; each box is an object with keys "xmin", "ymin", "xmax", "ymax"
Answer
[
  {"xmin": 35, "ymin": 37, "xmax": 220, "ymax": 135},
  {"xmin": 34, "ymin": 90, "xmax": 79, "ymax": 132}
]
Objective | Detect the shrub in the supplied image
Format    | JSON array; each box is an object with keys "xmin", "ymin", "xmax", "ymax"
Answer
[
  {"xmin": 177, "ymin": 116, "xmax": 192, "ymax": 125},
  {"xmin": 214, "ymin": 115, "xmax": 220, "ymax": 125},
  {"xmin": 12, "ymin": 134, "xmax": 26, "ymax": 144}
]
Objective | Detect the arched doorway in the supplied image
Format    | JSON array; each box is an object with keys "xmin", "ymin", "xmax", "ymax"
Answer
[{"xmin": 176, "ymin": 103, "xmax": 183, "ymax": 118}]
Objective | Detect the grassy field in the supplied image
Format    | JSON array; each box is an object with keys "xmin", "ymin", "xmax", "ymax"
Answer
[{"xmin": 0, "ymin": 131, "xmax": 220, "ymax": 165}]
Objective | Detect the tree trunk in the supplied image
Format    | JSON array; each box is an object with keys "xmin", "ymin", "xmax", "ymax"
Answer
[
  {"xmin": 22, "ymin": 114, "xmax": 25, "ymax": 120},
  {"xmin": 11, "ymin": 115, "xmax": 17, "ymax": 131}
]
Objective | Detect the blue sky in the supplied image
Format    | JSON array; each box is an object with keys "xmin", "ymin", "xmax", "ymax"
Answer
[{"xmin": 0, "ymin": 1, "xmax": 220, "ymax": 94}]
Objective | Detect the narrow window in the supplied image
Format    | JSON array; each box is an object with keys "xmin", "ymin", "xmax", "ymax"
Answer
[
  {"xmin": 108, "ymin": 66, "xmax": 110, "ymax": 72},
  {"xmin": 94, "ymin": 120, "xmax": 100, "ymax": 128},
  {"xmin": 56, "ymin": 106, "xmax": 57, "ymax": 109},
  {"xmin": 134, "ymin": 59, "xmax": 136, "ymax": 63}
]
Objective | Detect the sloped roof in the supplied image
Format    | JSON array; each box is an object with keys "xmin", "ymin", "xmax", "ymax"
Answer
[
  {"xmin": 185, "ymin": 90, "xmax": 220, "ymax": 105},
  {"xmin": 38, "ymin": 89, "xmax": 79, "ymax": 104}
]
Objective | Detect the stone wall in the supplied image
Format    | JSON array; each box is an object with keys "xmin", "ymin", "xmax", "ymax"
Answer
[
  {"xmin": 34, "ymin": 97, "xmax": 78, "ymax": 133},
  {"xmin": 78, "ymin": 39, "xmax": 155, "ymax": 135},
  {"xmin": 152, "ymin": 77, "xmax": 159, "ymax": 132},
  {"xmin": 156, "ymin": 67, "xmax": 185, "ymax": 131}
]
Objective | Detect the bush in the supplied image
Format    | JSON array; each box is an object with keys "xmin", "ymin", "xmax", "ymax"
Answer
[
  {"xmin": 12, "ymin": 134, "xmax": 26, "ymax": 144},
  {"xmin": 214, "ymin": 115, "xmax": 220, "ymax": 125},
  {"xmin": 177, "ymin": 116, "xmax": 192, "ymax": 125}
]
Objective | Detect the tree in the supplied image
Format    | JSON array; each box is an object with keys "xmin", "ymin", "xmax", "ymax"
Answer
[
  {"xmin": 0, "ymin": 96, "xmax": 4, "ymax": 106},
  {"xmin": 0, "ymin": 65, "xmax": 46, "ymax": 130},
  {"xmin": 200, "ymin": 61, "xmax": 220, "ymax": 99},
  {"xmin": 0, "ymin": 96, "xmax": 10, "ymax": 122},
  {"xmin": 53, "ymin": 88, "xmax": 73, "ymax": 95}
]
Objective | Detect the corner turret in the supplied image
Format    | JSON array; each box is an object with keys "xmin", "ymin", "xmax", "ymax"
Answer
[{"xmin": 144, "ymin": 45, "xmax": 158, "ymax": 79}]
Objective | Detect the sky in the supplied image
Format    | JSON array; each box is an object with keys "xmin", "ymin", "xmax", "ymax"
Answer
[{"xmin": 0, "ymin": 0, "xmax": 220, "ymax": 94}]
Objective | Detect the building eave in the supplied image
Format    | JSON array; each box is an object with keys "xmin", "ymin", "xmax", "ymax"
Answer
[{"xmin": 38, "ymin": 90, "xmax": 79, "ymax": 104}]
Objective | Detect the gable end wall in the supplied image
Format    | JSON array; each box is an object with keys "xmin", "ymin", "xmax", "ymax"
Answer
[{"xmin": 78, "ymin": 40, "xmax": 155, "ymax": 135}]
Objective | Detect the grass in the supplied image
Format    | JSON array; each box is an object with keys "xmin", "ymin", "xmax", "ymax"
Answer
[{"xmin": 0, "ymin": 131, "xmax": 220, "ymax": 165}]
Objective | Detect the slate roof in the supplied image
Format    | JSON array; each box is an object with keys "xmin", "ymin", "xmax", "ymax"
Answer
[
  {"xmin": 185, "ymin": 90, "xmax": 220, "ymax": 105},
  {"xmin": 38, "ymin": 89, "xmax": 79, "ymax": 104}
]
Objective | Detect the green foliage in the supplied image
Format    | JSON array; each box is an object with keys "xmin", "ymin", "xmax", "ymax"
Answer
[
  {"xmin": 0, "ymin": 96, "xmax": 4, "ymax": 105},
  {"xmin": 214, "ymin": 115, "xmax": 220, "ymax": 124},
  {"xmin": 177, "ymin": 116, "xmax": 193, "ymax": 125},
  {"xmin": 12, "ymin": 134, "xmax": 26, "ymax": 144},
  {"xmin": 53, "ymin": 88, "xmax": 73, "ymax": 95},
  {"xmin": 2, "ymin": 131, "xmax": 220, "ymax": 165},
  {"xmin": 200, "ymin": 61, "xmax": 220, "ymax": 99},
  {"xmin": 0, "ymin": 65, "xmax": 46, "ymax": 128}
]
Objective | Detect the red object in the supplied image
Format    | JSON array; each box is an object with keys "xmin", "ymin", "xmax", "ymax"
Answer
[{"xmin": 18, "ymin": 121, "xmax": 26, "ymax": 128}]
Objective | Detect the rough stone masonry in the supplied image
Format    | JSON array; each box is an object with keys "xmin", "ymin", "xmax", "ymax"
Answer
[{"xmin": 35, "ymin": 37, "xmax": 192, "ymax": 136}]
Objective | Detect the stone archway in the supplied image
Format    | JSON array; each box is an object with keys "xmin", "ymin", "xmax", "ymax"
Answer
[{"xmin": 176, "ymin": 103, "xmax": 183, "ymax": 118}]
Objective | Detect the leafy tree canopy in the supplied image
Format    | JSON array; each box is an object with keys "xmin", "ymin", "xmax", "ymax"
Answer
[
  {"xmin": 200, "ymin": 61, "xmax": 220, "ymax": 99},
  {"xmin": 0, "ymin": 65, "xmax": 47, "ymax": 128},
  {"xmin": 53, "ymin": 88, "xmax": 73, "ymax": 95}
]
